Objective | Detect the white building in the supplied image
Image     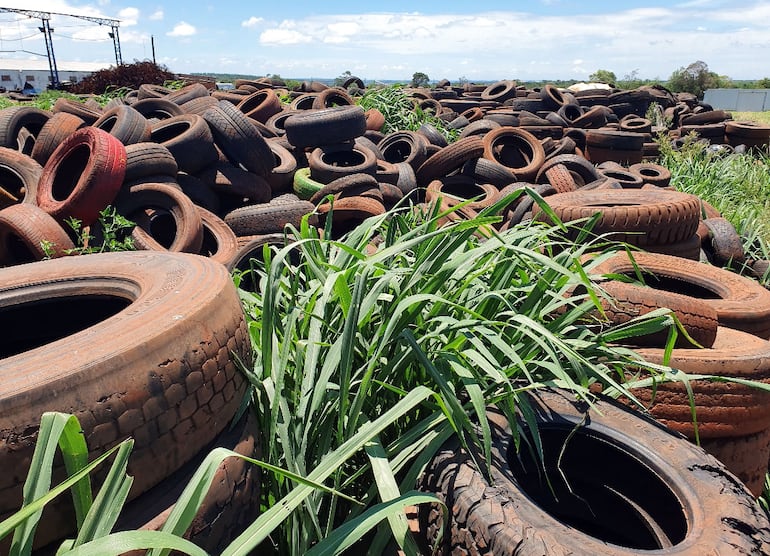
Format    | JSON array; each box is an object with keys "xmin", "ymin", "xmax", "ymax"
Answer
[{"xmin": 0, "ymin": 58, "xmax": 108, "ymax": 91}]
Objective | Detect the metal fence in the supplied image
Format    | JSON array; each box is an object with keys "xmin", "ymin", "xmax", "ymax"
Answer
[{"xmin": 703, "ymin": 89, "xmax": 770, "ymax": 111}]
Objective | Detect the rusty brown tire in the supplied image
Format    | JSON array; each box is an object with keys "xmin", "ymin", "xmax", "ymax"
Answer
[
  {"xmin": 196, "ymin": 205, "xmax": 239, "ymax": 266},
  {"xmin": 93, "ymin": 105, "xmax": 152, "ymax": 146},
  {"xmin": 535, "ymin": 153, "xmax": 601, "ymax": 188},
  {"xmin": 132, "ymin": 97, "xmax": 185, "ymax": 121},
  {"xmin": 591, "ymin": 251, "xmax": 770, "ymax": 339},
  {"xmin": 533, "ymin": 189, "xmax": 701, "ymax": 247},
  {"xmin": 0, "ymin": 106, "xmax": 50, "ymax": 149},
  {"xmin": 117, "ymin": 181, "xmax": 204, "ymax": 254},
  {"xmin": 418, "ymin": 388, "xmax": 770, "ymax": 555},
  {"xmin": 0, "ymin": 251, "xmax": 251, "ymax": 550},
  {"xmin": 415, "ymin": 136, "xmax": 485, "ymax": 187},
  {"xmin": 595, "ymin": 279, "xmax": 719, "ymax": 348},
  {"xmin": 51, "ymin": 97, "xmax": 102, "ymax": 124},
  {"xmin": 425, "ymin": 177, "xmax": 498, "ymax": 212},
  {"xmin": 37, "ymin": 127, "xmax": 127, "ymax": 226},
  {"xmin": 482, "ymin": 126, "xmax": 546, "ymax": 182},
  {"xmin": 0, "ymin": 146, "xmax": 44, "ymax": 207},
  {"xmin": 631, "ymin": 326, "xmax": 770, "ymax": 495},
  {"xmin": 30, "ymin": 112, "xmax": 87, "ymax": 166},
  {"xmin": 0, "ymin": 203, "xmax": 74, "ymax": 265},
  {"xmin": 236, "ymin": 89, "xmax": 283, "ymax": 124},
  {"xmin": 628, "ymin": 162, "xmax": 672, "ymax": 187},
  {"xmin": 702, "ymin": 217, "xmax": 745, "ymax": 266},
  {"xmin": 119, "ymin": 411, "xmax": 260, "ymax": 554},
  {"xmin": 309, "ymin": 173, "xmax": 380, "ymax": 205},
  {"xmin": 311, "ymin": 87, "xmax": 355, "ymax": 109}
]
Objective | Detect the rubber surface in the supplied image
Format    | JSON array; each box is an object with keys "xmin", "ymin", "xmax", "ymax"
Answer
[
  {"xmin": 0, "ymin": 251, "xmax": 251, "ymax": 549},
  {"xmin": 418, "ymin": 388, "xmax": 770, "ymax": 555}
]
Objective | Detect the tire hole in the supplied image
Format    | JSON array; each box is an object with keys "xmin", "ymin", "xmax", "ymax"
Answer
[{"xmin": 508, "ymin": 425, "xmax": 688, "ymax": 549}]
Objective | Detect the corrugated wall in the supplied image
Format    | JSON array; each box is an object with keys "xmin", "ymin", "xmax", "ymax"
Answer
[{"xmin": 703, "ymin": 89, "xmax": 770, "ymax": 111}]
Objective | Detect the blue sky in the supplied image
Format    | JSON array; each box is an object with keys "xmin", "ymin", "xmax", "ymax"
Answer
[{"xmin": 0, "ymin": 0, "xmax": 767, "ymax": 81}]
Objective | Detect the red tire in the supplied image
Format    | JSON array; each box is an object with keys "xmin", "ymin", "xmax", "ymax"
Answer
[{"xmin": 37, "ymin": 127, "xmax": 127, "ymax": 226}]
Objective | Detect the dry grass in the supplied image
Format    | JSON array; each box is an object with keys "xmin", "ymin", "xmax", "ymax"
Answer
[{"xmin": 731, "ymin": 111, "xmax": 770, "ymax": 125}]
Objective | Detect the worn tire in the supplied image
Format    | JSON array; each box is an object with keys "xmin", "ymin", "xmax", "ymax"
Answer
[
  {"xmin": 123, "ymin": 142, "xmax": 179, "ymax": 183},
  {"xmin": 0, "ymin": 203, "xmax": 74, "ymax": 265},
  {"xmin": 203, "ymin": 101, "xmax": 274, "ymax": 177},
  {"xmin": 283, "ymin": 105, "xmax": 367, "ymax": 149},
  {"xmin": 0, "ymin": 146, "xmax": 44, "ymax": 206},
  {"xmin": 30, "ymin": 112, "xmax": 87, "ymax": 166},
  {"xmin": 592, "ymin": 251, "xmax": 770, "ymax": 338},
  {"xmin": 418, "ymin": 388, "xmax": 770, "ymax": 555},
  {"xmin": 150, "ymin": 114, "xmax": 219, "ymax": 174},
  {"xmin": 93, "ymin": 105, "xmax": 152, "ymax": 146},
  {"xmin": 117, "ymin": 181, "xmax": 204, "ymax": 254},
  {"xmin": 0, "ymin": 251, "xmax": 251, "ymax": 550},
  {"xmin": 482, "ymin": 126, "xmax": 546, "ymax": 182},
  {"xmin": 534, "ymin": 189, "xmax": 701, "ymax": 247},
  {"xmin": 224, "ymin": 200, "xmax": 316, "ymax": 236},
  {"xmin": 308, "ymin": 143, "xmax": 378, "ymax": 184},
  {"xmin": 0, "ymin": 106, "xmax": 50, "ymax": 149},
  {"xmin": 37, "ymin": 127, "xmax": 127, "ymax": 226}
]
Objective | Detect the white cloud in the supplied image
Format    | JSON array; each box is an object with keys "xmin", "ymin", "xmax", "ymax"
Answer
[
  {"xmin": 242, "ymin": 16, "xmax": 263, "ymax": 28},
  {"xmin": 118, "ymin": 7, "xmax": 139, "ymax": 26},
  {"xmin": 167, "ymin": 22, "xmax": 196, "ymax": 37},
  {"xmin": 150, "ymin": 10, "xmax": 164, "ymax": 21},
  {"xmin": 260, "ymin": 28, "xmax": 311, "ymax": 45}
]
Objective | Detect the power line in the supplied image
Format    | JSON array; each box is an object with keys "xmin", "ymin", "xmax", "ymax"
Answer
[{"xmin": 0, "ymin": 7, "xmax": 123, "ymax": 88}]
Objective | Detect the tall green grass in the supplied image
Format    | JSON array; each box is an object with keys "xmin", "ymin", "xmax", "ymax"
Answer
[
  {"xmin": 658, "ymin": 135, "xmax": 770, "ymax": 262},
  {"xmin": 233, "ymin": 197, "xmax": 680, "ymax": 554}
]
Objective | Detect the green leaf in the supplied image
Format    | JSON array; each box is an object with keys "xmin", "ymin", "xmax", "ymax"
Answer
[{"xmin": 304, "ymin": 492, "xmax": 440, "ymax": 556}]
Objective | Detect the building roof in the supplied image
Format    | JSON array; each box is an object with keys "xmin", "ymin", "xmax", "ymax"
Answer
[{"xmin": 0, "ymin": 58, "xmax": 109, "ymax": 73}]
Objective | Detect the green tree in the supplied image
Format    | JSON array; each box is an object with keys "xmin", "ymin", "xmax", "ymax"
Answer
[
  {"xmin": 589, "ymin": 69, "xmax": 617, "ymax": 85},
  {"xmin": 334, "ymin": 70, "xmax": 353, "ymax": 87},
  {"xmin": 756, "ymin": 77, "xmax": 770, "ymax": 88},
  {"xmin": 667, "ymin": 60, "xmax": 730, "ymax": 99},
  {"xmin": 410, "ymin": 71, "xmax": 430, "ymax": 88}
]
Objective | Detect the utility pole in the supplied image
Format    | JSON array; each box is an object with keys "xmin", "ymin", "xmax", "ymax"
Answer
[
  {"xmin": 0, "ymin": 8, "xmax": 59, "ymax": 89},
  {"xmin": 151, "ymin": 35, "xmax": 156, "ymax": 64},
  {"xmin": 61, "ymin": 12, "xmax": 122, "ymax": 66},
  {"xmin": 0, "ymin": 8, "xmax": 123, "ymax": 84}
]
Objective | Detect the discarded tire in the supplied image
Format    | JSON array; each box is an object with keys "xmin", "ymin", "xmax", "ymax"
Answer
[
  {"xmin": 0, "ymin": 251, "xmax": 251, "ymax": 549},
  {"xmin": 418, "ymin": 388, "xmax": 770, "ymax": 555},
  {"xmin": 534, "ymin": 189, "xmax": 701, "ymax": 247},
  {"xmin": 37, "ymin": 126, "xmax": 127, "ymax": 226}
]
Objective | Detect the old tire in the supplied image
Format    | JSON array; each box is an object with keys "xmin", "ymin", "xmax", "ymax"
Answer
[
  {"xmin": 591, "ymin": 251, "xmax": 770, "ymax": 338},
  {"xmin": 0, "ymin": 251, "xmax": 251, "ymax": 549},
  {"xmin": 37, "ymin": 127, "xmax": 127, "ymax": 226},
  {"xmin": 418, "ymin": 388, "xmax": 770, "ymax": 555},
  {"xmin": 0, "ymin": 203, "xmax": 74, "ymax": 265},
  {"xmin": 117, "ymin": 182, "xmax": 204, "ymax": 254},
  {"xmin": 534, "ymin": 189, "xmax": 701, "ymax": 247}
]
